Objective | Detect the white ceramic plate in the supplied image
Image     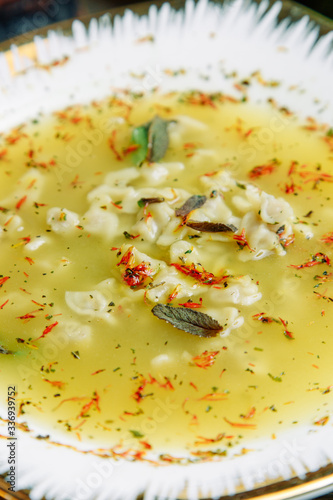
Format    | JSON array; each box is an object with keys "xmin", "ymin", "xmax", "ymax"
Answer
[{"xmin": 0, "ymin": 1, "xmax": 333, "ymax": 499}]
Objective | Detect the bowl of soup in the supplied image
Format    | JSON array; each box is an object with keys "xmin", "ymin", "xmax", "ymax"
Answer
[{"xmin": 0, "ymin": 1, "xmax": 333, "ymax": 499}]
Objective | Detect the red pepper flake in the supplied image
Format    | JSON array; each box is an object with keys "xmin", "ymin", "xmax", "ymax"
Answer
[
  {"xmin": 123, "ymin": 231, "xmax": 140, "ymax": 240},
  {"xmin": 185, "ymin": 92, "xmax": 217, "ymax": 108},
  {"xmin": 240, "ymin": 407, "xmax": 256, "ymax": 419},
  {"xmin": 43, "ymin": 379, "xmax": 66, "ymax": 389},
  {"xmin": 192, "ymin": 350, "xmax": 219, "ymax": 369},
  {"xmin": 17, "ymin": 312, "xmax": 37, "ymax": 321},
  {"xmin": 31, "ymin": 299, "xmax": 45, "ymax": 307},
  {"xmin": 91, "ymin": 369, "xmax": 106, "ymax": 376},
  {"xmin": 24, "ymin": 256, "xmax": 34, "ymax": 265},
  {"xmin": 183, "ymin": 142, "xmax": 197, "ymax": 150},
  {"xmin": 204, "ymin": 170, "xmax": 218, "ymax": 177},
  {"xmin": 170, "ymin": 262, "xmax": 228, "ymax": 285},
  {"xmin": 321, "ymin": 232, "xmax": 333, "ymax": 245},
  {"xmin": 189, "ymin": 382, "xmax": 198, "ymax": 391},
  {"xmin": 314, "ymin": 416, "xmax": 329, "ymax": 426},
  {"xmin": 288, "ymin": 161, "xmax": 298, "ymax": 177},
  {"xmin": 199, "ymin": 393, "xmax": 228, "ymax": 401},
  {"xmin": 110, "ymin": 201, "xmax": 123, "ymax": 210},
  {"xmin": 249, "ymin": 161, "xmax": 278, "ymax": 179},
  {"xmin": 190, "ymin": 414, "xmax": 199, "ymax": 426},
  {"xmin": 71, "ymin": 115, "xmax": 83, "ymax": 124},
  {"xmin": 122, "ymin": 261, "xmax": 153, "ymax": 288},
  {"xmin": 15, "ymin": 195, "xmax": 27, "ymax": 210},
  {"xmin": 166, "ymin": 284, "xmax": 182, "ymax": 303},
  {"xmin": 117, "ymin": 247, "xmax": 135, "ymax": 267},
  {"xmin": 279, "ymin": 317, "xmax": 294, "ymax": 339},
  {"xmin": 252, "ymin": 312, "xmax": 279, "ymax": 324},
  {"xmin": 283, "ymin": 182, "xmax": 300, "ymax": 194},
  {"xmin": 139, "ymin": 440, "xmax": 152, "ymax": 450},
  {"xmin": 70, "ymin": 174, "xmax": 85, "ymax": 187},
  {"xmin": 0, "ymin": 276, "xmax": 10, "ymax": 288},
  {"xmin": 178, "ymin": 298, "xmax": 203, "ymax": 308},
  {"xmin": 224, "ymin": 417, "xmax": 257, "ymax": 429},
  {"xmin": 108, "ymin": 130, "xmax": 123, "ymax": 161},
  {"xmin": 0, "ymin": 299, "xmax": 9, "ymax": 309},
  {"xmin": 194, "ymin": 433, "xmax": 225, "ymax": 445},
  {"xmin": 312, "ymin": 364, "xmax": 319, "ymax": 369},
  {"xmin": 233, "ymin": 228, "xmax": 254, "ymax": 251},
  {"xmin": 285, "ymin": 160, "xmax": 333, "ymax": 189},
  {"xmin": 244, "ymin": 128, "xmax": 253, "ymax": 138},
  {"xmin": 0, "ymin": 149, "xmax": 7, "ymax": 160},
  {"xmin": 77, "ymin": 391, "xmax": 101, "ymax": 419},
  {"xmin": 160, "ymin": 377, "xmax": 175, "ymax": 391},
  {"xmin": 5, "ymin": 130, "xmax": 27, "ymax": 145},
  {"xmin": 4, "ymin": 216, "xmax": 14, "ymax": 227},
  {"xmin": 33, "ymin": 321, "xmax": 58, "ymax": 341},
  {"xmin": 314, "ymin": 291, "xmax": 333, "ymax": 303},
  {"xmin": 72, "ymin": 420, "xmax": 87, "ymax": 431},
  {"xmin": 123, "ymin": 144, "xmax": 140, "ymax": 155},
  {"xmin": 132, "ymin": 373, "xmax": 174, "ymax": 403},
  {"xmin": 290, "ymin": 252, "xmax": 330, "ymax": 269},
  {"xmin": 280, "ymin": 233, "xmax": 295, "ymax": 248},
  {"xmin": 27, "ymin": 179, "xmax": 37, "ymax": 190}
]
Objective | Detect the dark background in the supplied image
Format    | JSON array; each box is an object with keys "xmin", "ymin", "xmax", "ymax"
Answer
[{"xmin": 0, "ymin": 0, "xmax": 332, "ymax": 44}]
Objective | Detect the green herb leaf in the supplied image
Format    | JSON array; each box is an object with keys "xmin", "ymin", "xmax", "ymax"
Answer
[
  {"xmin": 152, "ymin": 304, "xmax": 223, "ymax": 337},
  {"xmin": 175, "ymin": 195, "xmax": 207, "ymax": 217},
  {"xmin": 131, "ymin": 125, "xmax": 149, "ymax": 165},
  {"xmin": 147, "ymin": 116, "xmax": 170, "ymax": 163},
  {"xmin": 186, "ymin": 220, "xmax": 238, "ymax": 233},
  {"xmin": 129, "ymin": 429, "xmax": 144, "ymax": 438},
  {"xmin": 131, "ymin": 115, "xmax": 172, "ymax": 165},
  {"xmin": 268, "ymin": 373, "xmax": 282, "ymax": 382}
]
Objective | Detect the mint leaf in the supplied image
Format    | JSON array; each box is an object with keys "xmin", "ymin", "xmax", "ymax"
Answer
[
  {"xmin": 175, "ymin": 195, "xmax": 207, "ymax": 217},
  {"xmin": 131, "ymin": 115, "xmax": 172, "ymax": 165},
  {"xmin": 186, "ymin": 220, "xmax": 238, "ymax": 233},
  {"xmin": 131, "ymin": 125, "xmax": 149, "ymax": 165},
  {"xmin": 147, "ymin": 115, "xmax": 170, "ymax": 163},
  {"xmin": 152, "ymin": 304, "xmax": 223, "ymax": 337}
]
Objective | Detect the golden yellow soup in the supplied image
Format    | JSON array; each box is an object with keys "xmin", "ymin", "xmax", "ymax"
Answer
[{"xmin": 0, "ymin": 91, "xmax": 332, "ymax": 462}]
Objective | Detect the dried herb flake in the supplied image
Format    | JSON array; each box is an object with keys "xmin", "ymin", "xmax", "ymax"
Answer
[{"xmin": 137, "ymin": 197, "xmax": 165, "ymax": 208}]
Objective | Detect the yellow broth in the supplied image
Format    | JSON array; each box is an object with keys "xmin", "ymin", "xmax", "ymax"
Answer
[{"xmin": 0, "ymin": 92, "xmax": 332, "ymax": 461}]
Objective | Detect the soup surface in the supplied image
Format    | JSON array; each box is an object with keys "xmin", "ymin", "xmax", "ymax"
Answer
[{"xmin": 0, "ymin": 92, "xmax": 332, "ymax": 462}]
